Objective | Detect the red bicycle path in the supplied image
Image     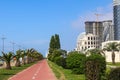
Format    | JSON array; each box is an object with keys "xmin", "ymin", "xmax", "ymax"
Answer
[{"xmin": 9, "ymin": 59, "xmax": 57, "ymax": 80}]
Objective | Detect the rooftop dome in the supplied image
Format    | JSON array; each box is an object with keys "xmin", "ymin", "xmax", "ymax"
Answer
[{"xmin": 77, "ymin": 32, "xmax": 85, "ymax": 42}]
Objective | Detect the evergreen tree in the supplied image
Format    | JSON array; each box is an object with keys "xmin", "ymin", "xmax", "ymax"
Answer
[
  {"xmin": 48, "ymin": 34, "xmax": 61, "ymax": 61},
  {"xmin": 55, "ymin": 34, "xmax": 61, "ymax": 49},
  {"xmin": 49, "ymin": 35, "xmax": 55, "ymax": 49}
]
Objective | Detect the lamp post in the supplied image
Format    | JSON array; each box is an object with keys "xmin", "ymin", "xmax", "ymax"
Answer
[
  {"xmin": 10, "ymin": 42, "xmax": 15, "ymax": 53},
  {"xmin": 1, "ymin": 35, "xmax": 6, "ymax": 52}
]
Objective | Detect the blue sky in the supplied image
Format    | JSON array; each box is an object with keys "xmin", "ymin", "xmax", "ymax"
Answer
[{"xmin": 0, "ymin": 0, "xmax": 112, "ymax": 56}]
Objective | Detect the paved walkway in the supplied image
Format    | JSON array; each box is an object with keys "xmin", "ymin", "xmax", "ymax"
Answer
[{"xmin": 9, "ymin": 59, "xmax": 57, "ymax": 80}]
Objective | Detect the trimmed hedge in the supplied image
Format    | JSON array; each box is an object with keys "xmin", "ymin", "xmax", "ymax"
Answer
[
  {"xmin": 85, "ymin": 54, "xmax": 106, "ymax": 80},
  {"xmin": 107, "ymin": 67, "xmax": 120, "ymax": 80},
  {"xmin": 66, "ymin": 51, "xmax": 86, "ymax": 74}
]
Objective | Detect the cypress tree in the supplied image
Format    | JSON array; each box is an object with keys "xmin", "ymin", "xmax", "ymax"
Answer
[
  {"xmin": 49, "ymin": 36, "xmax": 55, "ymax": 49},
  {"xmin": 55, "ymin": 34, "xmax": 61, "ymax": 49},
  {"xmin": 48, "ymin": 34, "xmax": 61, "ymax": 61}
]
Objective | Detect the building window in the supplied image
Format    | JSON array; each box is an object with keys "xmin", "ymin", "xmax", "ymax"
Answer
[
  {"xmin": 88, "ymin": 42, "xmax": 90, "ymax": 45},
  {"xmin": 82, "ymin": 47, "xmax": 83, "ymax": 49},
  {"xmin": 85, "ymin": 47, "xmax": 87, "ymax": 49},
  {"xmin": 91, "ymin": 37, "xmax": 92, "ymax": 40},
  {"xmin": 88, "ymin": 37, "xmax": 90, "ymax": 40},
  {"xmin": 91, "ymin": 41, "xmax": 93, "ymax": 44}
]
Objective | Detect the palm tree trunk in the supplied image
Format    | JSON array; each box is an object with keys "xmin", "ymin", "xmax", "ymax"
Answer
[
  {"xmin": 15, "ymin": 60, "xmax": 21, "ymax": 67},
  {"xmin": 112, "ymin": 51, "xmax": 115, "ymax": 64},
  {"xmin": 26, "ymin": 56, "xmax": 30, "ymax": 64},
  {"xmin": 6, "ymin": 62, "xmax": 12, "ymax": 70},
  {"xmin": 22, "ymin": 57, "xmax": 26, "ymax": 65}
]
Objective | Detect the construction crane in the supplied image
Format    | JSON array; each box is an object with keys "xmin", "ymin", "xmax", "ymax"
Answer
[
  {"xmin": 94, "ymin": 13, "xmax": 103, "ymax": 48},
  {"xmin": 94, "ymin": 13, "xmax": 102, "ymax": 35}
]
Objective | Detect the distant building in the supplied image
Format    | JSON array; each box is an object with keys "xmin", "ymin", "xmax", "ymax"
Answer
[
  {"xmin": 85, "ymin": 20, "xmax": 114, "ymax": 48},
  {"xmin": 102, "ymin": 20, "xmax": 114, "ymax": 41},
  {"xmin": 76, "ymin": 33, "xmax": 99, "ymax": 52},
  {"xmin": 85, "ymin": 21, "xmax": 104, "ymax": 48},
  {"xmin": 85, "ymin": 21, "xmax": 103, "ymax": 36},
  {"xmin": 113, "ymin": 0, "xmax": 120, "ymax": 40}
]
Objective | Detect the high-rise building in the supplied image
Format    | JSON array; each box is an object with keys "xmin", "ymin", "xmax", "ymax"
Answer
[
  {"xmin": 102, "ymin": 20, "xmax": 114, "ymax": 41},
  {"xmin": 85, "ymin": 21, "xmax": 103, "ymax": 48},
  {"xmin": 113, "ymin": 0, "xmax": 120, "ymax": 40},
  {"xmin": 85, "ymin": 20, "xmax": 114, "ymax": 48},
  {"xmin": 85, "ymin": 21, "xmax": 103, "ymax": 36}
]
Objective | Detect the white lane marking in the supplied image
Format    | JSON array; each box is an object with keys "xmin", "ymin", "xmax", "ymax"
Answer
[
  {"xmin": 32, "ymin": 63, "xmax": 42, "ymax": 80},
  {"xmin": 9, "ymin": 61, "xmax": 42, "ymax": 80},
  {"xmin": 34, "ymin": 73, "xmax": 37, "ymax": 76},
  {"xmin": 8, "ymin": 64, "xmax": 37, "ymax": 80},
  {"xmin": 32, "ymin": 76, "xmax": 36, "ymax": 79}
]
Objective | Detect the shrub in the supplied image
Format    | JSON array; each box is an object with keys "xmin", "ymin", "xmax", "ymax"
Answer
[
  {"xmin": 66, "ymin": 51, "xmax": 86, "ymax": 74},
  {"xmin": 85, "ymin": 54, "xmax": 106, "ymax": 80},
  {"xmin": 107, "ymin": 67, "xmax": 120, "ymax": 80},
  {"xmin": 54, "ymin": 57, "xmax": 66, "ymax": 68}
]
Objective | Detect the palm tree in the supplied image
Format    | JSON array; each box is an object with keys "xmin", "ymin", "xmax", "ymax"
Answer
[
  {"xmin": 1, "ymin": 52, "xmax": 13, "ymax": 69},
  {"xmin": 21, "ymin": 50, "xmax": 26, "ymax": 65},
  {"xmin": 15, "ymin": 50, "xmax": 22, "ymax": 67},
  {"xmin": 85, "ymin": 48, "xmax": 105, "ymax": 56},
  {"xmin": 26, "ymin": 48, "xmax": 35, "ymax": 64},
  {"xmin": 32, "ymin": 51, "xmax": 43, "ymax": 61},
  {"xmin": 103, "ymin": 42, "xmax": 119, "ymax": 64}
]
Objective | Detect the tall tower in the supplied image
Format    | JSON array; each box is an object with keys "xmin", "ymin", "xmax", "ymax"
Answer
[
  {"xmin": 113, "ymin": 0, "xmax": 120, "ymax": 40},
  {"xmin": 85, "ymin": 21, "xmax": 103, "ymax": 48}
]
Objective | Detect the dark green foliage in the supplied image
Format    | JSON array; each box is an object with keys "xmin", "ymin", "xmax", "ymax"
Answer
[
  {"xmin": 54, "ymin": 56, "xmax": 66, "ymax": 68},
  {"xmin": 66, "ymin": 51, "xmax": 86, "ymax": 74},
  {"xmin": 85, "ymin": 60, "xmax": 100, "ymax": 80},
  {"xmin": 49, "ymin": 34, "xmax": 61, "ymax": 50},
  {"xmin": 50, "ymin": 49, "xmax": 62, "ymax": 62},
  {"xmin": 49, "ymin": 36, "xmax": 56, "ymax": 49},
  {"xmin": 55, "ymin": 34, "xmax": 61, "ymax": 49},
  {"xmin": 25, "ymin": 48, "xmax": 43, "ymax": 64},
  {"xmin": 107, "ymin": 67, "xmax": 120, "ymax": 80},
  {"xmin": 1, "ymin": 52, "xmax": 14, "ymax": 70},
  {"xmin": 47, "ymin": 53, "xmax": 52, "ymax": 61},
  {"xmin": 85, "ymin": 54, "xmax": 106, "ymax": 80},
  {"xmin": 48, "ymin": 34, "xmax": 61, "ymax": 61},
  {"xmin": 15, "ymin": 50, "xmax": 22, "ymax": 67},
  {"xmin": 72, "ymin": 67, "xmax": 84, "ymax": 74}
]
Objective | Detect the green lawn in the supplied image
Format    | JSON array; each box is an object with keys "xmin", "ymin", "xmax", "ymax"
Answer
[
  {"xmin": 48, "ymin": 61, "xmax": 85, "ymax": 80},
  {"xmin": 107, "ymin": 62, "xmax": 120, "ymax": 66},
  {"xmin": 0, "ymin": 63, "xmax": 35, "ymax": 80}
]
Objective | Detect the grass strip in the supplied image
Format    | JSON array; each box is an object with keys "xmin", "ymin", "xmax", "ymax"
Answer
[
  {"xmin": 48, "ymin": 61, "xmax": 61, "ymax": 79},
  {"xmin": 0, "ymin": 62, "xmax": 35, "ymax": 80},
  {"xmin": 107, "ymin": 62, "xmax": 120, "ymax": 66},
  {"xmin": 48, "ymin": 61, "xmax": 85, "ymax": 80}
]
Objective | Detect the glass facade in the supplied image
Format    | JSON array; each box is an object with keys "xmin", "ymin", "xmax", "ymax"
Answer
[
  {"xmin": 102, "ymin": 20, "xmax": 114, "ymax": 41},
  {"xmin": 114, "ymin": 4, "xmax": 120, "ymax": 40}
]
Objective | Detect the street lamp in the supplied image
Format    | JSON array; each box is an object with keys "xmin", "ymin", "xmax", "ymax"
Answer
[
  {"xmin": 1, "ymin": 35, "xmax": 6, "ymax": 52},
  {"xmin": 10, "ymin": 41, "xmax": 15, "ymax": 53}
]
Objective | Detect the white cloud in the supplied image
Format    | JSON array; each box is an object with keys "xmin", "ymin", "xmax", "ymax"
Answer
[{"xmin": 71, "ymin": 3, "xmax": 113, "ymax": 30}]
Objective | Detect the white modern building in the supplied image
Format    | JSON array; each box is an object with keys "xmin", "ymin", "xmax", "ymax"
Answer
[
  {"xmin": 76, "ymin": 33, "xmax": 99, "ymax": 52},
  {"xmin": 102, "ymin": 41, "xmax": 120, "ymax": 62}
]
